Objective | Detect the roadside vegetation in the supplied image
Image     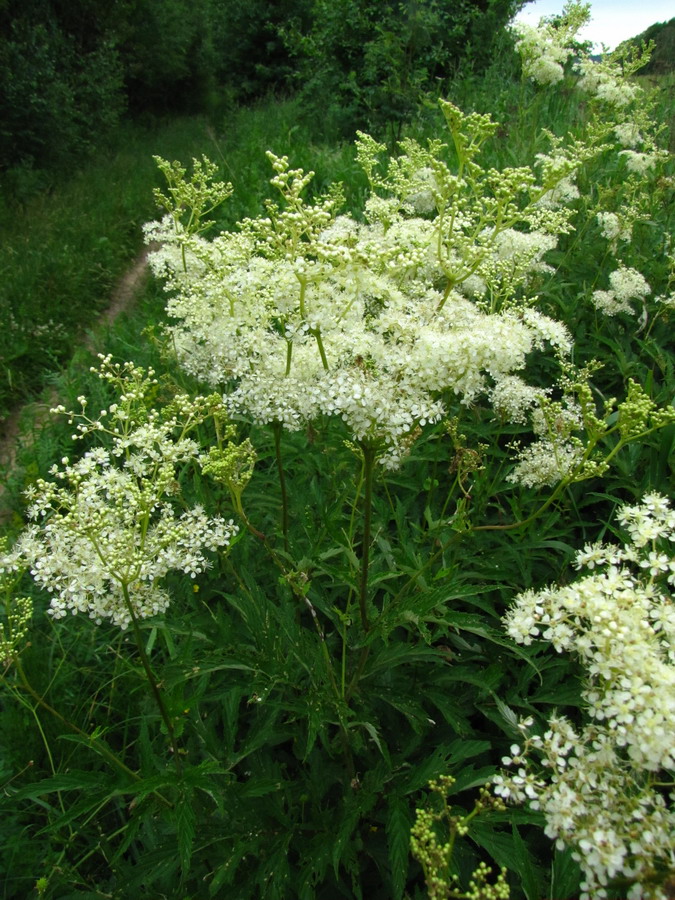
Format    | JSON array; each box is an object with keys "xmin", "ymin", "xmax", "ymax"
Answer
[{"xmin": 1, "ymin": 2, "xmax": 673, "ymax": 899}]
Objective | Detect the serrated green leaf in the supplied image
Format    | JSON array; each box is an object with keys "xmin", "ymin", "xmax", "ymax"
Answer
[
  {"xmin": 353, "ymin": 720, "xmax": 389, "ymax": 761},
  {"xmin": 424, "ymin": 689, "xmax": 469, "ymax": 731},
  {"xmin": 445, "ymin": 738, "xmax": 492, "ymax": 764},
  {"xmin": 240, "ymin": 776, "xmax": 283, "ymax": 797},
  {"xmin": 400, "ymin": 745, "xmax": 454, "ymax": 794},
  {"xmin": 550, "ymin": 843, "xmax": 582, "ymax": 900},
  {"xmin": 511, "ymin": 822, "xmax": 542, "ymax": 900},
  {"xmin": 209, "ymin": 841, "xmax": 248, "ymax": 895},
  {"xmin": 533, "ymin": 681, "xmax": 583, "ymax": 706},
  {"xmin": 175, "ymin": 791, "xmax": 196, "ymax": 877},
  {"xmin": 494, "ymin": 696, "xmax": 522, "ymax": 736},
  {"xmin": 11, "ymin": 771, "xmax": 109, "ymax": 800},
  {"xmin": 386, "ymin": 794, "xmax": 412, "ymax": 900},
  {"xmin": 446, "ymin": 765, "xmax": 498, "ymax": 795},
  {"xmin": 470, "ymin": 820, "xmax": 544, "ymax": 896}
]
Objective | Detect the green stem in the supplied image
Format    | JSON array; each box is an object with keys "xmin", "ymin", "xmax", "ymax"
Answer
[
  {"xmin": 13, "ymin": 658, "xmax": 150, "ymax": 790},
  {"xmin": 311, "ymin": 328, "xmax": 330, "ymax": 371},
  {"xmin": 273, "ymin": 423, "xmax": 289, "ymax": 551},
  {"xmin": 358, "ymin": 444, "xmax": 377, "ymax": 633},
  {"xmin": 298, "ymin": 275, "xmax": 307, "ymax": 318},
  {"xmin": 121, "ymin": 585, "xmax": 183, "ymax": 775}
]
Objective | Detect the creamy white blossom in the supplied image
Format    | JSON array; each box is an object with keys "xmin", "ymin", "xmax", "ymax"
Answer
[
  {"xmin": 592, "ymin": 265, "xmax": 651, "ymax": 316},
  {"xmin": 500, "ymin": 496, "xmax": 675, "ymax": 898},
  {"xmin": 15, "ymin": 361, "xmax": 239, "ymax": 629},
  {"xmin": 147, "ymin": 135, "xmax": 579, "ymax": 469},
  {"xmin": 619, "ymin": 150, "xmax": 662, "ymax": 176}
]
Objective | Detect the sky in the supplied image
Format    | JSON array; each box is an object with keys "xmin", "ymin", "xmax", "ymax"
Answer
[{"xmin": 513, "ymin": 0, "xmax": 674, "ymax": 51}]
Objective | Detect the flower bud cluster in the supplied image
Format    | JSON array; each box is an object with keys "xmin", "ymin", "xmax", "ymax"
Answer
[
  {"xmin": 0, "ymin": 537, "xmax": 33, "ymax": 664},
  {"xmin": 411, "ymin": 775, "xmax": 510, "ymax": 900}
]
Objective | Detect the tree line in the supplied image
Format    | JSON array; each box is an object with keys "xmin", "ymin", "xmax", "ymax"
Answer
[{"xmin": 0, "ymin": 0, "xmax": 527, "ymax": 173}]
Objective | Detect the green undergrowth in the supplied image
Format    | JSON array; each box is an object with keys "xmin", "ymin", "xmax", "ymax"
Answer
[{"xmin": 0, "ymin": 116, "xmax": 214, "ymax": 421}]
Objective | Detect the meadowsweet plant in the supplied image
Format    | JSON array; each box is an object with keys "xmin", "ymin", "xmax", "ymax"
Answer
[
  {"xmin": 145, "ymin": 97, "xmax": 606, "ymax": 477},
  {"xmin": 513, "ymin": 0, "xmax": 671, "ymax": 323},
  {"xmin": 497, "ymin": 495, "xmax": 675, "ymax": 899},
  {"xmin": 4, "ymin": 357, "xmax": 239, "ymax": 775},
  {"xmin": 2, "ymin": 3, "xmax": 673, "ymax": 896},
  {"xmin": 130, "ymin": 67, "xmax": 673, "ymax": 895}
]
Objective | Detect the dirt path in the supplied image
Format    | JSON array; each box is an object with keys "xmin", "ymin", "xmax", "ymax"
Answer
[
  {"xmin": 83, "ymin": 245, "xmax": 155, "ymax": 352},
  {"xmin": 0, "ymin": 246, "xmax": 153, "ymax": 515}
]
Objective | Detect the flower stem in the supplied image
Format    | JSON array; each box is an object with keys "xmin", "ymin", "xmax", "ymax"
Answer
[
  {"xmin": 273, "ymin": 422, "xmax": 289, "ymax": 551},
  {"xmin": 310, "ymin": 328, "xmax": 329, "ymax": 370},
  {"xmin": 121, "ymin": 585, "xmax": 182, "ymax": 775},
  {"xmin": 358, "ymin": 444, "xmax": 377, "ymax": 633}
]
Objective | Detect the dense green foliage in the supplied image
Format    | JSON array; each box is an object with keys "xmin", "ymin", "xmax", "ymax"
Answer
[
  {"xmin": 0, "ymin": 0, "xmax": 222, "ymax": 172},
  {"xmin": 280, "ymin": 0, "xmax": 527, "ymax": 141},
  {"xmin": 0, "ymin": 0, "xmax": 528, "ymax": 174},
  {"xmin": 0, "ymin": 118, "xmax": 224, "ymax": 426}
]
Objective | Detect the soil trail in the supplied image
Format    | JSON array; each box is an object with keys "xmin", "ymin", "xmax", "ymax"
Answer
[
  {"xmin": 0, "ymin": 246, "xmax": 153, "ymax": 516},
  {"xmin": 83, "ymin": 245, "xmax": 155, "ymax": 352}
]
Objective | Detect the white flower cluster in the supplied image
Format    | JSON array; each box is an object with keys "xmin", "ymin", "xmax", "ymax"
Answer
[
  {"xmin": 512, "ymin": 0, "xmax": 591, "ymax": 87},
  {"xmin": 495, "ymin": 367, "xmax": 595, "ymax": 490},
  {"xmin": 147, "ymin": 113, "xmax": 584, "ymax": 469},
  {"xmin": 592, "ymin": 265, "xmax": 651, "ymax": 317},
  {"xmin": 12, "ymin": 361, "xmax": 238, "ymax": 629},
  {"xmin": 513, "ymin": 21, "xmax": 572, "ymax": 85},
  {"xmin": 575, "ymin": 55, "xmax": 639, "ymax": 108},
  {"xmin": 619, "ymin": 149, "xmax": 667, "ymax": 176},
  {"xmin": 596, "ymin": 211, "xmax": 632, "ymax": 245},
  {"xmin": 498, "ymin": 495, "xmax": 675, "ymax": 898}
]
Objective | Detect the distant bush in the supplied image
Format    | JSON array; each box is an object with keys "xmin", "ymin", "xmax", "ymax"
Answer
[
  {"xmin": 0, "ymin": 18, "xmax": 125, "ymax": 170},
  {"xmin": 0, "ymin": 0, "xmax": 217, "ymax": 172},
  {"xmin": 280, "ymin": 0, "xmax": 527, "ymax": 141},
  {"xmin": 0, "ymin": 0, "xmax": 532, "ymax": 171}
]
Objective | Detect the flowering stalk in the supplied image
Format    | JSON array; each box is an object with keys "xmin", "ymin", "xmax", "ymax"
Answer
[
  {"xmin": 357, "ymin": 443, "xmax": 378, "ymax": 633},
  {"xmin": 121, "ymin": 583, "xmax": 182, "ymax": 772},
  {"xmin": 410, "ymin": 776, "xmax": 510, "ymax": 900}
]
